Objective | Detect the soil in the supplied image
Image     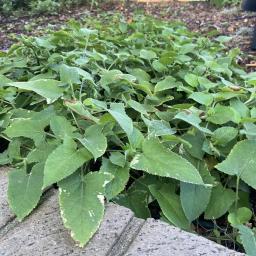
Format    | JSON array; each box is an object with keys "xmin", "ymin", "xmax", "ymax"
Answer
[{"xmin": 0, "ymin": 1, "xmax": 256, "ymax": 62}]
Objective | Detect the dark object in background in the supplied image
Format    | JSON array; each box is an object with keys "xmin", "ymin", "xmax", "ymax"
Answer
[
  {"xmin": 242, "ymin": 0, "xmax": 256, "ymax": 11},
  {"xmin": 242, "ymin": 0, "xmax": 256, "ymax": 50},
  {"xmin": 252, "ymin": 27, "xmax": 256, "ymax": 50}
]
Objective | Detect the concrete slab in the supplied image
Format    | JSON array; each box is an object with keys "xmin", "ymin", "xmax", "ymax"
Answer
[
  {"xmin": 125, "ymin": 218, "xmax": 244, "ymax": 256},
  {"xmin": 0, "ymin": 167, "xmax": 15, "ymax": 230}
]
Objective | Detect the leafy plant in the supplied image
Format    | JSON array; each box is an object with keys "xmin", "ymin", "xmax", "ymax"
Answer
[
  {"xmin": 0, "ymin": 0, "xmax": 103, "ymax": 14},
  {"xmin": 209, "ymin": 0, "xmax": 241, "ymax": 7},
  {"xmin": 29, "ymin": 0, "xmax": 61, "ymax": 14},
  {"xmin": 0, "ymin": 15, "xmax": 256, "ymax": 252},
  {"xmin": 236, "ymin": 225, "xmax": 256, "ymax": 256}
]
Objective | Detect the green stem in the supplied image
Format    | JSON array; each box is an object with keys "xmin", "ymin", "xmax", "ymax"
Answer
[
  {"xmin": 70, "ymin": 83, "xmax": 76, "ymax": 100},
  {"xmin": 0, "ymin": 135, "xmax": 11, "ymax": 142},
  {"xmin": 70, "ymin": 110, "xmax": 82, "ymax": 132},
  {"xmin": 45, "ymin": 132, "xmax": 57, "ymax": 139},
  {"xmin": 107, "ymin": 57, "xmax": 119, "ymax": 70},
  {"xmin": 235, "ymin": 175, "xmax": 240, "ymax": 211}
]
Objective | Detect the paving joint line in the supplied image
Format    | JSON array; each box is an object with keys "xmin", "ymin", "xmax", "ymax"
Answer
[{"xmin": 107, "ymin": 215, "xmax": 145, "ymax": 256}]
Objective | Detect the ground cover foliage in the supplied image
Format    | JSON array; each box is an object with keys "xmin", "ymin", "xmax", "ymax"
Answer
[
  {"xmin": 0, "ymin": 0, "xmax": 241, "ymax": 15},
  {"xmin": 0, "ymin": 0, "xmax": 101, "ymax": 14},
  {"xmin": 1, "ymin": 15, "xmax": 256, "ymax": 253},
  {"xmin": 210, "ymin": 0, "xmax": 240, "ymax": 7}
]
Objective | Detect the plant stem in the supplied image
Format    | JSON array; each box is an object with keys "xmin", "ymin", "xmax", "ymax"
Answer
[
  {"xmin": 235, "ymin": 175, "xmax": 240, "ymax": 211},
  {"xmin": 70, "ymin": 110, "xmax": 82, "ymax": 132}
]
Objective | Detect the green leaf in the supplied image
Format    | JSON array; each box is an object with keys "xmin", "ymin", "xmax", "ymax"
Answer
[
  {"xmin": 76, "ymin": 68, "xmax": 94, "ymax": 82},
  {"xmin": 100, "ymin": 158, "xmax": 129, "ymax": 200},
  {"xmin": 149, "ymin": 184, "xmax": 190, "ymax": 230},
  {"xmin": 8, "ymin": 163, "xmax": 44, "ymax": 220},
  {"xmin": 207, "ymin": 105, "xmax": 241, "ymax": 125},
  {"xmin": 29, "ymin": 71, "xmax": 54, "ymax": 81},
  {"xmin": 241, "ymin": 123, "xmax": 256, "ymax": 140},
  {"xmin": 140, "ymin": 49, "xmax": 157, "ymax": 60},
  {"xmin": 8, "ymin": 79, "xmax": 63, "ymax": 104},
  {"xmin": 216, "ymin": 140, "xmax": 256, "ymax": 189},
  {"xmin": 230, "ymin": 99, "xmax": 249, "ymax": 118},
  {"xmin": 236, "ymin": 225, "xmax": 256, "ymax": 256},
  {"xmin": 180, "ymin": 182, "xmax": 211, "ymax": 222},
  {"xmin": 0, "ymin": 151, "xmax": 10, "ymax": 165},
  {"xmin": 148, "ymin": 119, "xmax": 176, "ymax": 137},
  {"xmin": 127, "ymin": 99, "xmax": 149, "ymax": 116},
  {"xmin": 60, "ymin": 64, "xmax": 80, "ymax": 84},
  {"xmin": 175, "ymin": 111, "xmax": 212, "ymax": 134},
  {"xmin": 152, "ymin": 60, "xmax": 167, "ymax": 72},
  {"xmin": 228, "ymin": 207, "xmax": 252, "ymax": 226},
  {"xmin": 50, "ymin": 116, "xmax": 76, "ymax": 138},
  {"xmin": 108, "ymin": 103, "xmax": 133, "ymax": 136},
  {"xmin": 212, "ymin": 127, "xmax": 238, "ymax": 146},
  {"xmin": 64, "ymin": 100, "xmax": 99, "ymax": 123},
  {"xmin": 251, "ymin": 107, "xmax": 256, "ymax": 118},
  {"xmin": 114, "ymin": 190, "xmax": 150, "ymax": 219},
  {"xmin": 43, "ymin": 137, "xmax": 92, "ymax": 187},
  {"xmin": 35, "ymin": 38, "xmax": 55, "ymax": 50},
  {"xmin": 31, "ymin": 106, "xmax": 56, "ymax": 127},
  {"xmin": 198, "ymin": 77, "xmax": 217, "ymax": 90},
  {"xmin": 130, "ymin": 138, "xmax": 204, "ymax": 185},
  {"xmin": 109, "ymin": 152, "xmax": 126, "ymax": 167},
  {"xmin": 119, "ymin": 21, "xmax": 127, "ymax": 33},
  {"xmin": 182, "ymin": 131, "xmax": 205, "ymax": 160},
  {"xmin": 215, "ymin": 35, "xmax": 232, "ymax": 43},
  {"xmin": 154, "ymin": 76, "xmax": 177, "ymax": 93},
  {"xmin": 60, "ymin": 64, "xmax": 93, "ymax": 84},
  {"xmin": 78, "ymin": 125, "xmax": 107, "ymax": 160},
  {"xmin": 205, "ymin": 184, "xmax": 235, "ymax": 219},
  {"xmin": 213, "ymin": 91, "xmax": 243, "ymax": 101},
  {"xmin": 100, "ymin": 70, "xmax": 122, "ymax": 86},
  {"xmin": 0, "ymin": 74, "xmax": 12, "ymax": 86},
  {"xmin": 189, "ymin": 92, "xmax": 213, "ymax": 106},
  {"xmin": 128, "ymin": 68, "xmax": 150, "ymax": 83},
  {"xmin": 27, "ymin": 142, "xmax": 57, "ymax": 163},
  {"xmin": 180, "ymin": 160, "xmax": 212, "ymax": 222},
  {"xmin": 133, "ymin": 81, "xmax": 153, "ymax": 95},
  {"xmin": 100, "ymin": 70, "xmax": 135, "ymax": 86},
  {"xmin": 85, "ymin": 98, "xmax": 107, "ymax": 110},
  {"xmin": 59, "ymin": 171, "xmax": 113, "ymax": 247},
  {"xmin": 5, "ymin": 118, "xmax": 45, "ymax": 146},
  {"xmin": 128, "ymin": 127, "xmax": 144, "ymax": 150},
  {"xmin": 184, "ymin": 73, "xmax": 198, "ymax": 87},
  {"xmin": 79, "ymin": 28, "xmax": 98, "ymax": 36},
  {"xmin": 7, "ymin": 139, "xmax": 21, "ymax": 160}
]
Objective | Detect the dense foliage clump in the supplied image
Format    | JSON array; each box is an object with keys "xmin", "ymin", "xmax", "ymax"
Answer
[
  {"xmin": 0, "ymin": 15, "xmax": 256, "ymax": 253},
  {"xmin": 0, "ymin": 0, "xmax": 100, "ymax": 14},
  {"xmin": 210, "ymin": 0, "xmax": 240, "ymax": 7}
]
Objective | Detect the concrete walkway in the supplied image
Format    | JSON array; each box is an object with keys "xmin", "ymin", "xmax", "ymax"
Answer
[{"xmin": 0, "ymin": 167, "xmax": 244, "ymax": 256}]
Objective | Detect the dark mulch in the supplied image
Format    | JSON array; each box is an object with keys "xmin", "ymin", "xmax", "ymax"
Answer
[
  {"xmin": 1, "ymin": 1, "xmax": 256, "ymax": 63},
  {"xmin": 0, "ymin": 5, "xmax": 93, "ymax": 50}
]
